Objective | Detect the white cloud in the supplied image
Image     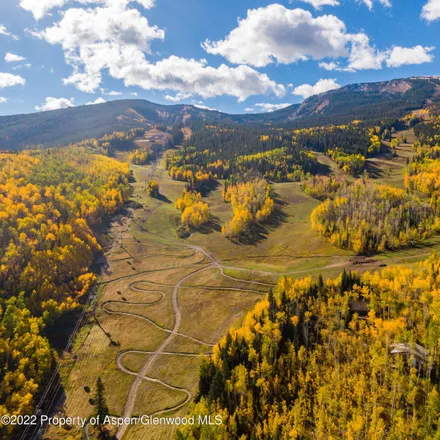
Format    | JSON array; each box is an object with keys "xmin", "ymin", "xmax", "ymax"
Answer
[
  {"xmin": 244, "ymin": 107, "xmax": 254, "ymax": 112},
  {"xmin": 0, "ymin": 97, "xmax": 8, "ymax": 104},
  {"xmin": 421, "ymin": 0, "xmax": 440, "ymax": 21},
  {"xmin": 194, "ymin": 104, "xmax": 219, "ymax": 111},
  {"xmin": 165, "ymin": 92, "xmax": 192, "ymax": 102},
  {"xmin": 131, "ymin": 92, "xmax": 138, "ymax": 96},
  {"xmin": 320, "ymin": 41, "xmax": 435, "ymax": 71},
  {"xmin": 346, "ymin": 33, "xmax": 387, "ymax": 71},
  {"xmin": 86, "ymin": 97, "xmax": 106, "ymax": 105},
  {"xmin": 293, "ymin": 78, "xmax": 340, "ymax": 99},
  {"xmin": 0, "ymin": 73, "xmax": 26, "ymax": 88},
  {"xmin": 360, "ymin": 0, "xmax": 391, "ymax": 10},
  {"xmin": 202, "ymin": 5, "xmax": 349, "ymax": 68},
  {"xmin": 386, "ymin": 45, "xmax": 435, "ymax": 67},
  {"xmin": 20, "ymin": 0, "xmax": 65, "ymax": 20},
  {"xmin": 291, "ymin": 0, "xmax": 340, "ymax": 9},
  {"xmin": 20, "ymin": 0, "xmax": 155, "ymax": 20},
  {"xmin": 35, "ymin": 97, "xmax": 75, "ymax": 111},
  {"xmin": 318, "ymin": 61, "xmax": 343, "ymax": 71},
  {"xmin": 203, "ymin": 3, "xmax": 432, "ymax": 74},
  {"xmin": 5, "ymin": 52, "xmax": 26, "ymax": 63},
  {"xmin": 36, "ymin": 3, "xmax": 285, "ymax": 101},
  {"xmin": 255, "ymin": 103, "xmax": 292, "ymax": 112},
  {"xmin": 119, "ymin": 56, "xmax": 285, "ymax": 102},
  {"xmin": 0, "ymin": 25, "xmax": 18, "ymax": 40},
  {"xmin": 12, "ymin": 63, "xmax": 32, "ymax": 70},
  {"xmin": 106, "ymin": 90, "xmax": 123, "ymax": 96}
]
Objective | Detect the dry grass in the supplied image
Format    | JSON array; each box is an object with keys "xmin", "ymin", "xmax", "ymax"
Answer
[{"xmin": 50, "ymin": 133, "xmax": 440, "ymax": 439}]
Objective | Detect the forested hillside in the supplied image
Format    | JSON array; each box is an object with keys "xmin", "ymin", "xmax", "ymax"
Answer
[
  {"xmin": 0, "ymin": 149, "xmax": 131, "ymax": 439},
  {"xmin": 0, "ymin": 77, "xmax": 438, "ymax": 149},
  {"xmin": 289, "ymin": 77, "xmax": 440, "ymax": 125},
  {"xmin": 178, "ymin": 256, "xmax": 440, "ymax": 439}
]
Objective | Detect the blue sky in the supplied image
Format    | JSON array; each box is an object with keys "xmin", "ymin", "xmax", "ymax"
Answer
[{"xmin": 0, "ymin": 0, "xmax": 439, "ymax": 116}]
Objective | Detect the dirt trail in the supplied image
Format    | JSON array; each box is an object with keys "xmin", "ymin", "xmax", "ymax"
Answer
[{"xmin": 116, "ymin": 263, "xmax": 212, "ymax": 439}]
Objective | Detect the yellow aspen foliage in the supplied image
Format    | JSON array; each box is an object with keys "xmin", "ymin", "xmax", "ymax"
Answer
[
  {"xmin": 146, "ymin": 180, "xmax": 159, "ymax": 197},
  {"xmin": 175, "ymin": 190, "xmax": 210, "ymax": 232},
  {"xmin": 311, "ymin": 179, "xmax": 439, "ymax": 254},
  {"xmin": 222, "ymin": 179, "xmax": 274, "ymax": 238},
  {"xmin": 128, "ymin": 149, "xmax": 150, "ymax": 165},
  {"xmin": 0, "ymin": 147, "xmax": 131, "ymax": 437},
  {"xmin": 181, "ymin": 254, "xmax": 440, "ymax": 439}
]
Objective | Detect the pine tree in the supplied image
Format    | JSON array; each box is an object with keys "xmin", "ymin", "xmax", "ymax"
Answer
[{"xmin": 95, "ymin": 377, "xmax": 109, "ymax": 435}]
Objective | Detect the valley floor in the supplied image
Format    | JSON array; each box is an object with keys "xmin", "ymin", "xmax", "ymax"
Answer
[{"xmin": 46, "ymin": 130, "xmax": 440, "ymax": 440}]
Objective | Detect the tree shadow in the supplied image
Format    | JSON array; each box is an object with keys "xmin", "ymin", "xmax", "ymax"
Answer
[
  {"xmin": 197, "ymin": 215, "xmax": 222, "ymax": 234},
  {"xmin": 154, "ymin": 193, "xmax": 172, "ymax": 204},
  {"xmin": 45, "ymin": 309, "xmax": 83, "ymax": 352},
  {"xmin": 314, "ymin": 161, "xmax": 332, "ymax": 175},
  {"xmin": 199, "ymin": 179, "xmax": 220, "ymax": 197},
  {"xmin": 126, "ymin": 200, "xmax": 143, "ymax": 209},
  {"xmin": 229, "ymin": 194, "xmax": 288, "ymax": 245},
  {"xmin": 364, "ymin": 161, "xmax": 383, "ymax": 179}
]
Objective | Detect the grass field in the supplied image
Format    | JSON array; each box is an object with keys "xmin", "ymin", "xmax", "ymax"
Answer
[{"xmin": 46, "ymin": 128, "xmax": 440, "ymax": 440}]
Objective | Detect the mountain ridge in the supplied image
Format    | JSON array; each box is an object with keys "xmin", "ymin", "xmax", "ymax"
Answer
[{"xmin": 1, "ymin": 76, "xmax": 439, "ymax": 148}]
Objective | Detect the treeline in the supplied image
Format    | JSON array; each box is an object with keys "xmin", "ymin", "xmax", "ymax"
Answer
[
  {"xmin": 301, "ymin": 174, "xmax": 347, "ymax": 200},
  {"xmin": 0, "ymin": 149, "xmax": 131, "ymax": 438},
  {"xmin": 173, "ymin": 123, "xmax": 385, "ymax": 186},
  {"xmin": 186, "ymin": 126, "xmax": 290, "ymax": 158},
  {"xmin": 414, "ymin": 118, "xmax": 440, "ymax": 146},
  {"xmin": 129, "ymin": 149, "xmax": 151, "ymax": 165},
  {"xmin": 327, "ymin": 148, "xmax": 366, "ymax": 174},
  {"xmin": 311, "ymin": 180, "xmax": 439, "ymax": 254},
  {"xmin": 165, "ymin": 146, "xmax": 316, "ymax": 191},
  {"xmin": 405, "ymin": 159, "xmax": 440, "ymax": 196},
  {"xmin": 222, "ymin": 180, "xmax": 274, "ymax": 238},
  {"xmin": 178, "ymin": 255, "xmax": 440, "ymax": 439},
  {"xmin": 69, "ymin": 128, "xmax": 145, "ymax": 156},
  {"xmin": 293, "ymin": 123, "xmax": 381, "ymax": 156}
]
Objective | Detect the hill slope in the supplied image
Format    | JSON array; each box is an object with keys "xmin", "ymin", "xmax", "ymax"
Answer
[
  {"xmin": 284, "ymin": 76, "xmax": 440, "ymax": 125},
  {"xmin": 0, "ymin": 100, "xmax": 235, "ymax": 148},
  {"xmin": 0, "ymin": 77, "xmax": 439, "ymax": 148}
]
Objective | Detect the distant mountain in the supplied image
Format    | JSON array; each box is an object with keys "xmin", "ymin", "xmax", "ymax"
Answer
[
  {"xmin": 0, "ymin": 77, "xmax": 439, "ymax": 149},
  {"xmin": 281, "ymin": 77, "xmax": 440, "ymax": 125},
  {"xmin": 0, "ymin": 100, "xmax": 236, "ymax": 149}
]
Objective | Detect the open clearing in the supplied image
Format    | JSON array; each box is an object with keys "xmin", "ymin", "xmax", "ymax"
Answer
[{"xmin": 46, "ymin": 129, "xmax": 440, "ymax": 440}]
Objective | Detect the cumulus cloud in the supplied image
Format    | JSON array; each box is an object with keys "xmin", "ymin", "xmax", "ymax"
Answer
[
  {"xmin": 165, "ymin": 92, "xmax": 192, "ymax": 102},
  {"xmin": 35, "ymin": 2, "xmax": 285, "ymax": 101},
  {"xmin": 293, "ymin": 78, "xmax": 340, "ymax": 99},
  {"xmin": 20, "ymin": 0, "xmax": 155, "ymax": 20},
  {"xmin": 319, "ymin": 38, "xmax": 432, "ymax": 71},
  {"xmin": 106, "ymin": 90, "xmax": 123, "ymax": 96},
  {"xmin": 35, "ymin": 97, "xmax": 75, "ymax": 111},
  {"xmin": 386, "ymin": 45, "xmax": 435, "ymax": 67},
  {"xmin": 86, "ymin": 97, "xmax": 106, "ymax": 105},
  {"xmin": 421, "ymin": 0, "xmax": 440, "ymax": 21},
  {"xmin": 291, "ymin": 0, "xmax": 340, "ymax": 9},
  {"xmin": 203, "ymin": 5, "xmax": 349, "ymax": 68},
  {"xmin": 346, "ymin": 33, "xmax": 387, "ymax": 71},
  {"xmin": 203, "ymin": 4, "xmax": 433, "ymax": 74},
  {"xmin": 0, "ymin": 97, "xmax": 8, "ymax": 104},
  {"xmin": 0, "ymin": 73, "xmax": 26, "ymax": 88},
  {"xmin": 5, "ymin": 52, "xmax": 26, "ymax": 62},
  {"xmin": 255, "ymin": 103, "xmax": 292, "ymax": 112}
]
